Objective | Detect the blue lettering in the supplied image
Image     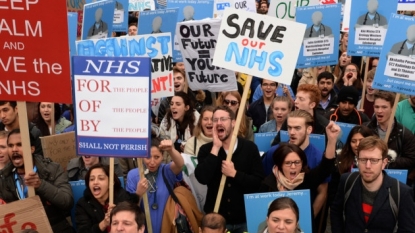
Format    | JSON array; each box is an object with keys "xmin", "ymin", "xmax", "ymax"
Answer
[
  {"xmin": 157, "ymin": 36, "xmax": 170, "ymax": 55},
  {"xmin": 146, "ymin": 36, "xmax": 157, "ymax": 58},
  {"xmin": 268, "ymin": 51, "xmax": 283, "ymax": 77},
  {"xmin": 128, "ymin": 37, "xmax": 147, "ymax": 56},
  {"xmin": 248, "ymin": 50, "xmax": 267, "ymax": 71},
  {"xmin": 224, "ymin": 42, "xmax": 248, "ymax": 66}
]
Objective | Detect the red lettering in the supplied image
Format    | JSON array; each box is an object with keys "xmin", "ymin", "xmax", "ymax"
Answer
[
  {"xmin": 78, "ymin": 100, "xmax": 101, "ymax": 112},
  {"xmin": 77, "ymin": 79, "xmax": 111, "ymax": 92},
  {"xmin": 0, "ymin": 213, "xmax": 17, "ymax": 233},
  {"xmin": 80, "ymin": 120, "xmax": 100, "ymax": 132}
]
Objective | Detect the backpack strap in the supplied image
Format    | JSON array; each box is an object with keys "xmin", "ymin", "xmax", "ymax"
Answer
[
  {"xmin": 162, "ymin": 168, "xmax": 182, "ymax": 206},
  {"xmin": 343, "ymin": 172, "xmax": 360, "ymax": 222},
  {"xmin": 193, "ymin": 137, "xmax": 197, "ymax": 155},
  {"xmin": 389, "ymin": 179, "xmax": 400, "ymax": 232}
]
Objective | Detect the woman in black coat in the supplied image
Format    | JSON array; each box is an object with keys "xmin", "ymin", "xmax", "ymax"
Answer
[{"xmin": 75, "ymin": 164, "xmax": 140, "ymax": 233}]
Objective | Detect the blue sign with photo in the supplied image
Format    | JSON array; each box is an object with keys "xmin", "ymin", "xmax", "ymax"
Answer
[{"xmin": 82, "ymin": 0, "xmax": 115, "ymax": 40}]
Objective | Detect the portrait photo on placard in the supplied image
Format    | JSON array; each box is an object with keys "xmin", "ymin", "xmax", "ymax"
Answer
[
  {"xmin": 347, "ymin": 0, "xmax": 398, "ymax": 56},
  {"xmin": 82, "ymin": 0, "xmax": 115, "ymax": 40}
]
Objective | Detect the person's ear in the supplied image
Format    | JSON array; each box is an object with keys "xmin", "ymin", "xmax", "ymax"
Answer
[
  {"xmin": 185, "ymin": 105, "xmax": 189, "ymax": 111},
  {"xmin": 309, "ymin": 101, "xmax": 316, "ymax": 109},
  {"xmin": 139, "ymin": 225, "xmax": 145, "ymax": 233},
  {"xmin": 31, "ymin": 146, "xmax": 35, "ymax": 154},
  {"xmin": 381, "ymin": 157, "xmax": 388, "ymax": 169},
  {"xmin": 306, "ymin": 125, "xmax": 312, "ymax": 135}
]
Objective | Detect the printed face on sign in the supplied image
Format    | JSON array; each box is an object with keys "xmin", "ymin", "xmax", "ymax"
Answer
[{"xmin": 266, "ymin": 208, "xmax": 299, "ymax": 233}]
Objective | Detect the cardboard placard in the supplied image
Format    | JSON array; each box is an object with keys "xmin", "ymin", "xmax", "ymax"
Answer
[
  {"xmin": 0, "ymin": 196, "xmax": 53, "ymax": 233},
  {"xmin": 212, "ymin": 8, "xmax": 306, "ymax": 85},
  {"xmin": 177, "ymin": 19, "xmax": 238, "ymax": 92},
  {"xmin": 72, "ymin": 56, "xmax": 151, "ymax": 157},
  {"xmin": 40, "ymin": 132, "xmax": 77, "ymax": 171}
]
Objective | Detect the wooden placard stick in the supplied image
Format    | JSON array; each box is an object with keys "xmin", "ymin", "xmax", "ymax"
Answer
[
  {"xmin": 213, "ymin": 75, "xmax": 252, "ymax": 213},
  {"xmin": 360, "ymin": 57, "xmax": 365, "ymax": 75},
  {"xmin": 51, "ymin": 104, "xmax": 56, "ymax": 135},
  {"xmin": 17, "ymin": 101, "xmax": 35, "ymax": 197},
  {"xmin": 360, "ymin": 57, "xmax": 370, "ymax": 109},
  {"xmin": 109, "ymin": 157, "xmax": 114, "ymax": 205},
  {"xmin": 137, "ymin": 158, "xmax": 153, "ymax": 233},
  {"xmin": 384, "ymin": 93, "xmax": 400, "ymax": 143}
]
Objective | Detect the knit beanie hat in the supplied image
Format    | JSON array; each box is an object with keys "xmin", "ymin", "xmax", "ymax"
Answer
[{"xmin": 337, "ymin": 86, "xmax": 359, "ymax": 106}]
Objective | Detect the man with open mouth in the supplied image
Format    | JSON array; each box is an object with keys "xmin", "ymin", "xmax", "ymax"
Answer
[
  {"xmin": 195, "ymin": 105, "xmax": 264, "ymax": 233},
  {"xmin": 0, "ymin": 129, "xmax": 75, "ymax": 233}
]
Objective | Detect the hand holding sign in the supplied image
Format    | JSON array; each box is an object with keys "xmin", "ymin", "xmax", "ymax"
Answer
[{"xmin": 24, "ymin": 172, "xmax": 42, "ymax": 189}]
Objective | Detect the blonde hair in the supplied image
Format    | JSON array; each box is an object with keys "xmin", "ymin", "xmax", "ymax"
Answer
[{"xmin": 193, "ymin": 105, "xmax": 215, "ymax": 137}]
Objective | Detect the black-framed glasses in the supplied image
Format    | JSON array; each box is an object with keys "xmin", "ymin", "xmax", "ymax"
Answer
[
  {"xmin": 357, "ymin": 158, "xmax": 383, "ymax": 165},
  {"xmin": 223, "ymin": 99, "xmax": 239, "ymax": 106},
  {"xmin": 284, "ymin": 160, "xmax": 302, "ymax": 167},
  {"xmin": 212, "ymin": 117, "xmax": 231, "ymax": 123}
]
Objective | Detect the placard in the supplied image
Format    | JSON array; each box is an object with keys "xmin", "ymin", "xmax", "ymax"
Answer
[
  {"xmin": 373, "ymin": 14, "xmax": 415, "ymax": 96},
  {"xmin": 177, "ymin": 19, "xmax": 238, "ymax": 92},
  {"xmin": 76, "ymin": 34, "xmax": 174, "ymax": 98},
  {"xmin": 254, "ymin": 132, "xmax": 278, "ymax": 153},
  {"xmin": 213, "ymin": 0, "xmax": 256, "ymax": 19},
  {"xmin": 212, "ymin": 8, "xmax": 306, "ymax": 85},
  {"xmin": 40, "ymin": 132, "xmax": 77, "ymax": 171},
  {"xmin": 0, "ymin": 196, "xmax": 53, "ymax": 233},
  {"xmin": 129, "ymin": 0, "xmax": 156, "ymax": 11},
  {"xmin": 280, "ymin": 130, "xmax": 326, "ymax": 152},
  {"xmin": 72, "ymin": 56, "xmax": 151, "ymax": 157},
  {"xmin": 68, "ymin": 13, "xmax": 79, "ymax": 58},
  {"xmin": 351, "ymin": 169, "xmax": 408, "ymax": 183},
  {"xmin": 139, "ymin": 8, "xmax": 179, "ymax": 35},
  {"xmin": 168, "ymin": 0, "xmax": 215, "ymax": 62},
  {"xmin": 342, "ymin": 0, "xmax": 351, "ymax": 32},
  {"xmin": 85, "ymin": 0, "xmax": 129, "ymax": 32},
  {"xmin": 81, "ymin": 0, "xmax": 115, "ymax": 40},
  {"xmin": 267, "ymin": 0, "xmax": 321, "ymax": 21},
  {"xmin": 296, "ymin": 4, "xmax": 341, "ymax": 68},
  {"xmin": 347, "ymin": 0, "xmax": 398, "ymax": 57},
  {"xmin": 1, "ymin": 0, "xmax": 72, "ymax": 103},
  {"xmin": 398, "ymin": 0, "xmax": 415, "ymax": 11},
  {"xmin": 245, "ymin": 190, "xmax": 312, "ymax": 233}
]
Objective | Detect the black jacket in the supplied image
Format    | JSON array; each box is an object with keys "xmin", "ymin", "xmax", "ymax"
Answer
[
  {"xmin": 195, "ymin": 138, "xmax": 264, "ymax": 224},
  {"xmin": 0, "ymin": 122, "xmax": 43, "ymax": 155},
  {"xmin": 0, "ymin": 155, "xmax": 74, "ymax": 233},
  {"xmin": 331, "ymin": 172, "xmax": 415, "ymax": 233},
  {"xmin": 316, "ymin": 89, "xmax": 338, "ymax": 116},
  {"xmin": 247, "ymin": 97, "xmax": 273, "ymax": 132},
  {"xmin": 325, "ymin": 107, "xmax": 370, "ymax": 125},
  {"xmin": 272, "ymin": 111, "xmax": 329, "ymax": 146},
  {"xmin": 75, "ymin": 188, "xmax": 139, "ymax": 233},
  {"xmin": 365, "ymin": 117, "xmax": 415, "ymax": 174}
]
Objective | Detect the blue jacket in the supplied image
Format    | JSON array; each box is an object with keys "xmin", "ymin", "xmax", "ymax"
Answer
[{"xmin": 330, "ymin": 172, "xmax": 415, "ymax": 233}]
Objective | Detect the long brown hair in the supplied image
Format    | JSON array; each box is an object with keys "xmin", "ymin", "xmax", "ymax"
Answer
[
  {"xmin": 164, "ymin": 92, "xmax": 195, "ymax": 136},
  {"xmin": 193, "ymin": 105, "xmax": 214, "ymax": 137},
  {"xmin": 335, "ymin": 63, "xmax": 363, "ymax": 91}
]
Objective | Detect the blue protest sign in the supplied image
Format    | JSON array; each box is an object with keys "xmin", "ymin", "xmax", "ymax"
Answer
[
  {"xmin": 245, "ymin": 190, "xmax": 312, "ymax": 233},
  {"xmin": 347, "ymin": 0, "xmax": 398, "ymax": 57},
  {"xmin": 72, "ymin": 56, "xmax": 151, "ymax": 157},
  {"xmin": 68, "ymin": 12, "xmax": 78, "ymax": 57},
  {"xmin": 168, "ymin": 0, "xmax": 215, "ymax": 62},
  {"xmin": 82, "ymin": 0, "xmax": 115, "ymax": 40},
  {"xmin": 296, "ymin": 4, "xmax": 341, "ymax": 68},
  {"xmin": 75, "ymin": 34, "xmax": 174, "ymax": 98},
  {"xmin": 85, "ymin": 0, "xmax": 129, "ymax": 32},
  {"xmin": 373, "ymin": 14, "xmax": 415, "ymax": 95},
  {"xmin": 351, "ymin": 169, "xmax": 408, "ymax": 183},
  {"xmin": 254, "ymin": 132, "xmax": 278, "ymax": 152},
  {"xmin": 280, "ymin": 130, "xmax": 326, "ymax": 152},
  {"xmin": 336, "ymin": 122, "xmax": 356, "ymax": 147},
  {"xmin": 129, "ymin": 0, "xmax": 155, "ymax": 11},
  {"xmin": 138, "ymin": 8, "xmax": 179, "ymax": 35}
]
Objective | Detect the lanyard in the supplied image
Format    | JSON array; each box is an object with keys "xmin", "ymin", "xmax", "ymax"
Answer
[{"xmin": 15, "ymin": 166, "xmax": 37, "ymax": 200}]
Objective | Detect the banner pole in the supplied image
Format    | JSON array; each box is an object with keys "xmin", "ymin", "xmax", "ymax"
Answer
[
  {"xmin": 17, "ymin": 101, "xmax": 36, "ymax": 197},
  {"xmin": 384, "ymin": 94, "xmax": 400, "ymax": 143},
  {"xmin": 360, "ymin": 57, "xmax": 370, "ymax": 109},
  {"xmin": 213, "ymin": 75, "xmax": 252, "ymax": 213},
  {"xmin": 138, "ymin": 158, "xmax": 153, "ymax": 233},
  {"xmin": 109, "ymin": 157, "xmax": 114, "ymax": 205},
  {"xmin": 51, "ymin": 104, "xmax": 56, "ymax": 135}
]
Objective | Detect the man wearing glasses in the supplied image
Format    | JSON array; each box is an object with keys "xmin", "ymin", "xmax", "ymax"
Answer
[
  {"xmin": 331, "ymin": 136, "xmax": 415, "ymax": 232},
  {"xmin": 247, "ymin": 79, "xmax": 278, "ymax": 132},
  {"xmin": 195, "ymin": 106, "xmax": 264, "ymax": 233}
]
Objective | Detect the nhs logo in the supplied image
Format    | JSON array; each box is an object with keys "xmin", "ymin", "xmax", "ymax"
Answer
[{"xmin": 216, "ymin": 2, "xmax": 230, "ymax": 10}]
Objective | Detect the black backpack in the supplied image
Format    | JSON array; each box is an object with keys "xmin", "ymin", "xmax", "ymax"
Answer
[{"xmin": 343, "ymin": 172, "xmax": 400, "ymax": 232}]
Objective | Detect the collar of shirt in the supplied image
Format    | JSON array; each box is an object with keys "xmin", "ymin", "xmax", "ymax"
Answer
[
  {"xmin": 377, "ymin": 122, "xmax": 394, "ymax": 132},
  {"xmin": 368, "ymin": 13, "xmax": 375, "ymax": 20},
  {"xmin": 406, "ymin": 41, "xmax": 414, "ymax": 50}
]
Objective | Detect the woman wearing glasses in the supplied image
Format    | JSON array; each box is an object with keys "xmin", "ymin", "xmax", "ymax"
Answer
[
  {"xmin": 217, "ymin": 91, "xmax": 254, "ymax": 141},
  {"xmin": 334, "ymin": 63, "xmax": 363, "ymax": 95},
  {"xmin": 126, "ymin": 138, "xmax": 184, "ymax": 233},
  {"xmin": 160, "ymin": 91, "xmax": 199, "ymax": 153},
  {"xmin": 259, "ymin": 122, "xmax": 339, "ymax": 217}
]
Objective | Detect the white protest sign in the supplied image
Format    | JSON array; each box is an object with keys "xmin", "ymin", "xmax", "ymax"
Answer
[
  {"xmin": 129, "ymin": 0, "xmax": 155, "ymax": 11},
  {"xmin": 354, "ymin": 26, "xmax": 386, "ymax": 46},
  {"xmin": 213, "ymin": 0, "xmax": 256, "ymax": 18},
  {"xmin": 212, "ymin": 8, "xmax": 306, "ymax": 85},
  {"xmin": 267, "ymin": 0, "xmax": 320, "ymax": 21},
  {"xmin": 177, "ymin": 19, "xmax": 238, "ymax": 92},
  {"xmin": 398, "ymin": 0, "xmax": 415, "ymax": 11},
  {"xmin": 384, "ymin": 55, "xmax": 415, "ymax": 81},
  {"xmin": 303, "ymin": 37, "xmax": 335, "ymax": 56},
  {"xmin": 342, "ymin": 0, "xmax": 351, "ymax": 31}
]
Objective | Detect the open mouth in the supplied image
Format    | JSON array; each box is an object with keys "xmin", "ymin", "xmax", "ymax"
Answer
[
  {"xmin": 174, "ymin": 84, "xmax": 181, "ymax": 89},
  {"xmin": 92, "ymin": 186, "xmax": 101, "ymax": 196},
  {"xmin": 377, "ymin": 115, "xmax": 383, "ymax": 121},
  {"xmin": 11, "ymin": 154, "xmax": 23, "ymax": 163},
  {"xmin": 289, "ymin": 137, "xmax": 296, "ymax": 143},
  {"xmin": 205, "ymin": 125, "xmax": 213, "ymax": 130},
  {"xmin": 289, "ymin": 171, "xmax": 297, "ymax": 180},
  {"xmin": 172, "ymin": 111, "xmax": 178, "ymax": 118},
  {"xmin": 216, "ymin": 127, "xmax": 225, "ymax": 136},
  {"xmin": 264, "ymin": 90, "xmax": 273, "ymax": 95}
]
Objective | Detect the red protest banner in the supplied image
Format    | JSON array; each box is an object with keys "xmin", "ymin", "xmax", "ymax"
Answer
[{"xmin": 0, "ymin": 0, "xmax": 72, "ymax": 103}]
